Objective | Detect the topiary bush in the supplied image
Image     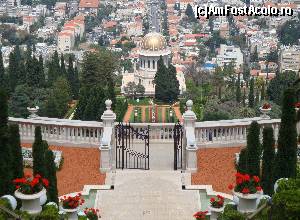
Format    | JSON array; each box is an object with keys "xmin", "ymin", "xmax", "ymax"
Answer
[
  {"xmin": 219, "ymin": 204, "xmax": 246, "ymax": 220},
  {"xmin": 0, "ymin": 198, "xmax": 12, "ymax": 219},
  {"xmin": 35, "ymin": 204, "xmax": 60, "ymax": 220}
]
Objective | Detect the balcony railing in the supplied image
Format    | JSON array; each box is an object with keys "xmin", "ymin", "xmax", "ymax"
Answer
[{"xmin": 195, "ymin": 117, "xmax": 281, "ymax": 148}]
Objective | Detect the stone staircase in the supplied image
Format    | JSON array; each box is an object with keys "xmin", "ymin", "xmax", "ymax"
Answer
[{"xmin": 96, "ymin": 170, "xmax": 200, "ymax": 220}]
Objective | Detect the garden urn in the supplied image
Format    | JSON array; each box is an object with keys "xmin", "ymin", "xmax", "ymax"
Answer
[
  {"xmin": 61, "ymin": 207, "xmax": 79, "ymax": 220},
  {"xmin": 14, "ymin": 187, "xmax": 46, "ymax": 215},
  {"xmin": 233, "ymin": 191, "xmax": 260, "ymax": 213},
  {"xmin": 209, "ymin": 205, "xmax": 224, "ymax": 220}
]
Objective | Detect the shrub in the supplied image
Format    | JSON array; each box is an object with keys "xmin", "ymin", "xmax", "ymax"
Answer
[
  {"xmin": 0, "ymin": 198, "xmax": 12, "ymax": 219},
  {"xmin": 36, "ymin": 204, "xmax": 59, "ymax": 220},
  {"xmin": 272, "ymin": 189, "xmax": 300, "ymax": 219},
  {"xmin": 219, "ymin": 204, "xmax": 246, "ymax": 220}
]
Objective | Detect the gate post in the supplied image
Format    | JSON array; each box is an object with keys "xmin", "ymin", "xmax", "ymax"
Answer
[
  {"xmin": 182, "ymin": 100, "xmax": 198, "ymax": 173},
  {"xmin": 99, "ymin": 100, "xmax": 116, "ymax": 173}
]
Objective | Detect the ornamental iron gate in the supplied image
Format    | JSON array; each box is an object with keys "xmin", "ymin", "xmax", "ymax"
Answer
[
  {"xmin": 174, "ymin": 122, "xmax": 183, "ymax": 170},
  {"xmin": 115, "ymin": 123, "xmax": 150, "ymax": 170}
]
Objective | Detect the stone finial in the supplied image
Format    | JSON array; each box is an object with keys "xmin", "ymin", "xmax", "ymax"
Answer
[
  {"xmin": 105, "ymin": 99, "xmax": 112, "ymax": 110},
  {"xmin": 186, "ymin": 100, "xmax": 193, "ymax": 111}
]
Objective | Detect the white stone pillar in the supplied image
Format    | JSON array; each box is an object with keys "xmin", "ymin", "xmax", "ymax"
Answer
[
  {"xmin": 99, "ymin": 100, "xmax": 116, "ymax": 173},
  {"xmin": 182, "ymin": 100, "xmax": 198, "ymax": 173}
]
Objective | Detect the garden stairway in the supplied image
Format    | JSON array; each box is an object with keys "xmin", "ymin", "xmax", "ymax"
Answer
[{"xmin": 95, "ymin": 170, "xmax": 200, "ymax": 220}]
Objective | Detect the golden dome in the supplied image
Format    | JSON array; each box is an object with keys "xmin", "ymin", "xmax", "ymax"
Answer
[{"xmin": 141, "ymin": 32, "xmax": 167, "ymax": 51}]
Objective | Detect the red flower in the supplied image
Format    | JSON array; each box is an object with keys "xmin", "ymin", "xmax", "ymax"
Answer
[
  {"xmin": 30, "ymin": 177, "xmax": 39, "ymax": 188},
  {"xmin": 243, "ymin": 174, "xmax": 250, "ymax": 182},
  {"xmin": 256, "ymin": 186, "xmax": 262, "ymax": 191},
  {"xmin": 242, "ymin": 188, "xmax": 250, "ymax": 194},
  {"xmin": 35, "ymin": 174, "xmax": 41, "ymax": 179},
  {"xmin": 210, "ymin": 197, "xmax": 215, "ymax": 202},
  {"xmin": 228, "ymin": 184, "xmax": 234, "ymax": 190},
  {"xmin": 218, "ymin": 201, "xmax": 223, "ymax": 206},
  {"xmin": 295, "ymin": 102, "xmax": 300, "ymax": 108},
  {"xmin": 42, "ymin": 178, "xmax": 49, "ymax": 188},
  {"xmin": 217, "ymin": 195, "xmax": 224, "ymax": 200},
  {"xmin": 253, "ymin": 176, "xmax": 260, "ymax": 183},
  {"xmin": 262, "ymin": 103, "xmax": 271, "ymax": 109},
  {"xmin": 16, "ymin": 185, "xmax": 20, "ymax": 189}
]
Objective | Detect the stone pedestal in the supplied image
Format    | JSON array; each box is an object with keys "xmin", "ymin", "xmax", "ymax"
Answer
[
  {"xmin": 100, "ymin": 100, "xmax": 116, "ymax": 173},
  {"xmin": 182, "ymin": 100, "xmax": 197, "ymax": 172},
  {"xmin": 61, "ymin": 208, "xmax": 78, "ymax": 220},
  {"xmin": 209, "ymin": 206, "xmax": 224, "ymax": 220}
]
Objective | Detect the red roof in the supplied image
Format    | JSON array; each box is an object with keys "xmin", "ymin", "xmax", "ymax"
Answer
[{"xmin": 79, "ymin": 0, "xmax": 99, "ymax": 8}]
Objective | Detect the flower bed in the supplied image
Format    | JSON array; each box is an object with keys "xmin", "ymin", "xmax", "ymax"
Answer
[{"xmin": 22, "ymin": 147, "xmax": 63, "ymax": 169}]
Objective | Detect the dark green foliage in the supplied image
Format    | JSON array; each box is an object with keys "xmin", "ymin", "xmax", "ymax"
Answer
[
  {"xmin": 237, "ymin": 148, "xmax": 248, "ymax": 174},
  {"xmin": 32, "ymin": 126, "xmax": 46, "ymax": 177},
  {"xmin": 219, "ymin": 204, "xmax": 246, "ymax": 220},
  {"xmin": 272, "ymin": 189, "xmax": 300, "ymax": 219},
  {"xmin": 115, "ymin": 98, "xmax": 128, "ymax": 122},
  {"xmin": 8, "ymin": 84, "xmax": 31, "ymax": 118},
  {"xmin": 248, "ymin": 78, "xmax": 255, "ymax": 108},
  {"xmin": 36, "ymin": 204, "xmax": 59, "ymax": 220},
  {"xmin": 8, "ymin": 45, "xmax": 22, "ymax": 92},
  {"xmin": 26, "ymin": 55, "xmax": 45, "ymax": 88},
  {"xmin": 154, "ymin": 57, "xmax": 179, "ymax": 103},
  {"xmin": 236, "ymin": 73, "xmax": 241, "ymax": 103},
  {"xmin": 60, "ymin": 54, "xmax": 66, "ymax": 77},
  {"xmin": 246, "ymin": 121, "xmax": 261, "ymax": 176},
  {"xmin": 274, "ymin": 88, "xmax": 298, "ymax": 180},
  {"xmin": 261, "ymin": 81, "xmax": 265, "ymax": 101},
  {"xmin": 250, "ymin": 46, "xmax": 258, "ymax": 62},
  {"xmin": 8, "ymin": 124, "xmax": 23, "ymax": 179},
  {"xmin": 66, "ymin": 56, "xmax": 79, "ymax": 99},
  {"xmin": 0, "ymin": 198, "xmax": 13, "ymax": 219},
  {"xmin": 276, "ymin": 178, "xmax": 300, "ymax": 193},
  {"xmin": 0, "ymin": 89, "xmax": 13, "ymax": 196},
  {"xmin": 261, "ymin": 126, "xmax": 275, "ymax": 195},
  {"xmin": 185, "ymin": 4, "xmax": 196, "ymax": 22},
  {"xmin": 45, "ymin": 150, "xmax": 58, "ymax": 204},
  {"xmin": 47, "ymin": 51, "xmax": 60, "ymax": 85},
  {"xmin": 278, "ymin": 19, "xmax": 300, "ymax": 45},
  {"xmin": 0, "ymin": 50, "xmax": 7, "ymax": 91},
  {"xmin": 267, "ymin": 71, "xmax": 297, "ymax": 105}
]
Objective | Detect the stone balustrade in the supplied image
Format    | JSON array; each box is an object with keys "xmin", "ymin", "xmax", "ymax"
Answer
[
  {"xmin": 8, "ymin": 117, "xmax": 103, "ymax": 147},
  {"xmin": 195, "ymin": 117, "xmax": 281, "ymax": 148}
]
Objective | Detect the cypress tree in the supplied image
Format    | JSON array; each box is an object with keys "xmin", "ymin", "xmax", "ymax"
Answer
[
  {"xmin": 261, "ymin": 126, "xmax": 275, "ymax": 195},
  {"xmin": 67, "ymin": 56, "xmax": 75, "ymax": 98},
  {"xmin": 73, "ymin": 66, "xmax": 80, "ymax": 99},
  {"xmin": 8, "ymin": 124, "xmax": 23, "ymax": 179},
  {"xmin": 237, "ymin": 148, "xmax": 248, "ymax": 174},
  {"xmin": 0, "ymin": 50, "xmax": 6, "ymax": 91},
  {"xmin": 261, "ymin": 80, "xmax": 265, "ymax": 101},
  {"xmin": 45, "ymin": 149, "xmax": 58, "ymax": 204},
  {"xmin": 167, "ymin": 64, "xmax": 180, "ymax": 103},
  {"xmin": 60, "ymin": 54, "xmax": 67, "ymax": 77},
  {"xmin": 274, "ymin": 88, "xmax": 298, "ymax": 180},
  {"xmin": 107, "ymin": 76, "xmax": 116, "ymax": 110},
  {"xmin": 32, "ymin": 126, "xmax": 46, "ymax": 177},
  {"xmin": 243, "ymin": 87, "xmax": 246, "ymax": 107},
  {"xmin": 248, "ymin": 78, "xmax": 255, "ymax": 108},
  {"xmin": 236, "ymin": 72, "xmax": 241, "ymax": 103},
  {"xmin": 8, "ymin": 50, "xmax": 18, "ymax": 92},
  {"xmin": 246, "ymin": 121, "xmax": 261, "ymax": 176},
  {"xmin": 47, "ymin": 51, "xmax": 60, "ymax": 85},
  {"xmin": 154, "ymin": 56, "xmax": 169, "ymax": 102},
  {"xmin": 38, "ymin": 55, "xmax": 45, "ymax": 87},
  {"xmin": 255, "ymin": 88, "xmax": 260, "ymax": 106},
  {"xmin": 0, "ymin": 89, "xmax": 13, "ymax": 196},
  {"xmin": 74, "ymin": 87, "xmax": 89, "ymax": 120}
]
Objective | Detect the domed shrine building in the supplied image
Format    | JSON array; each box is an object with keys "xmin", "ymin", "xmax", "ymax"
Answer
[{"xmin": 121, "ymin": 31, "xmax": 186, "ymax": 96}]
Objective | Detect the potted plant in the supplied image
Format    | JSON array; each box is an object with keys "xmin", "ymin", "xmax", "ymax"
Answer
[
  {"xmin": 60, "ymin": 193, "xmax": 84, "ymax": 220},
  {"xmin": 208, "ymin": 195, "xmax": 224, "ymax": 220},
  {"xmin": 13, "ymin": 174, "xmax": 49, "ymax": 215},
  {"xmin": 228, "ymin": 172, "xmax": 262, "ymax": 213},
  {"xmin": 84, "ymin": 208, "xmax": 100, "ymax": 220},
  {"xmin": 259, "ymin": 103, "xmax": 271, "ymax": 118},
  {"xmin": 193, "ymin": 210, "xmax": 208, "ymax": 219}
]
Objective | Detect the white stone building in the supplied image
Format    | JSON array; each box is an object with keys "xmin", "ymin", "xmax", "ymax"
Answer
[
  {"xmin": 121, "ymin": 32, "xmax": 186, "ymax": 96},
  {"xmin": 216, "ymin": 44, "xmax": 243, "ymax": 68}
]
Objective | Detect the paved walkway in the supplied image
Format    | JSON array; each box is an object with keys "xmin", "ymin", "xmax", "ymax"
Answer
[
  {"xmin": 96, "ymin": 170, "xmax": 199, "ymax": 220},
  {"xmin": 123, "ymin": 105, "xmax": 134, "ymax": 122}
]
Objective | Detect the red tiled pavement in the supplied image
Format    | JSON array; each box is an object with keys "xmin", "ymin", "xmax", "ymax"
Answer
[
  {"xmin": 23, "ymin": 144, "xmax": 106, "ymax": 196},
  {"xmin": 192, "ymin": 147, "xmax": 242, "ymax": 194}
]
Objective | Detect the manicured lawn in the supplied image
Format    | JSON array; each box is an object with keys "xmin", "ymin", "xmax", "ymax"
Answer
[
  {"xmin": 145, "ymin": 107, "xmax": 150, "ymax": 122},
  {"xmin": 157, "ymin": 107, "xmax": 162, "ymax": 122},
  {"xmin": 165, "ymin": 108, "xmax": 177, "ymax": 123},
  {"xmin": 129, "ymin": 107, "xmax": 142, "ymax": 122},
  {"xmin": 128, "ymin": 98, "xmax": 151, "ymax": 105}
]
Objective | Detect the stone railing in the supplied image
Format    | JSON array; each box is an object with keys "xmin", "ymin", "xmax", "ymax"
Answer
[
  {"xmin": 8, "ymin": 117, "xmax": 103, "ymax": 147},
  {"xmin": 128, "ymin": 123, "xmax": 176, "ymax": 143},
  {"xmin": 195, "ymin": 117, "xmax": 281, "ymax": 148}
]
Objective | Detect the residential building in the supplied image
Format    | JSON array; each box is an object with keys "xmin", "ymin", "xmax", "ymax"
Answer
[
  {"xmin": 79, "ymin": 0, "xmax": 99, "ymax": 15},
  {"xmin": 279, "ymin": 45, "xmax": 300, "ymax": 73}
]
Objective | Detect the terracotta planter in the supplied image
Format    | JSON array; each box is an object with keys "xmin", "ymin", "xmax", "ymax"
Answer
[
  {"xmin": 61, "ymin": 207, "xmax": 78, "ymax": 220},
  {"xmin": 14, "ymin": 188, "xmax": 46, "ymax": 215},
  {"xmin": 259, "ymin": 107, "xmax": 271, "ymax": 119},
  {"xmin": 233, "ymin": 191, "xmax": 260, "ymax": 213},
  {"xmin": 209, "ymin": 205, "xmax": 224, "ymax": 220}
]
